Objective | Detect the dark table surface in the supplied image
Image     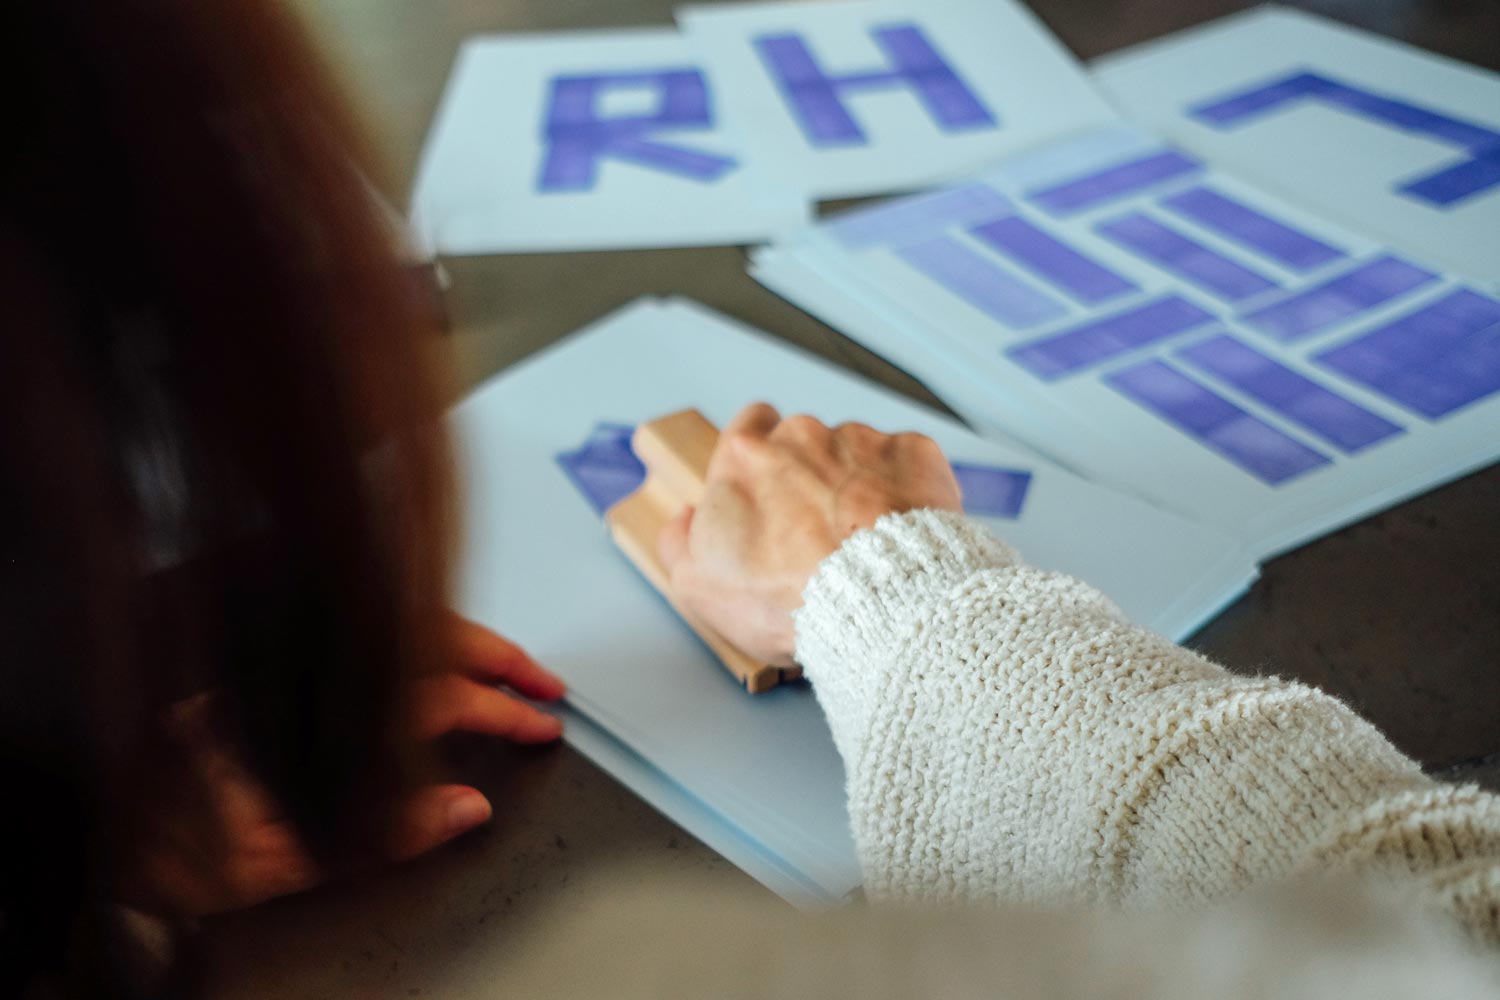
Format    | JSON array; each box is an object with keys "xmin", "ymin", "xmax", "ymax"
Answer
[{"xmin": 203, "ymin": 1, "xmax": 1500, "ymax": 995}]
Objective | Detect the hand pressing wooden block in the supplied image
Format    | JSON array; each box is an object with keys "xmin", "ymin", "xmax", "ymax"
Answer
[{"xmin": 605, "ymin": 410, "xmax": 802, "ymax": 694}]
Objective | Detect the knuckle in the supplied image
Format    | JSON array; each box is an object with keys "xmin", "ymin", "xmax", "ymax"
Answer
[
  {"xmin": 741, "ymin": 401, "xmax": 778, "ymax": 421},
  {"xmin": 723, "ymin": 429, "xmax": 773, "ymax": 464},
  {"xmin": 725, "ymin": 402, "xmax": 779, "ymax": 438},
  {"xmin": 896, "ymin": 431, "xmax": 944, "ymax": 460},
  {"xmin": 836, "ymin": 422, "xmax": 892, "ymax": 462},
  {"xmin": 782, "ymin": 414, "xmax": 823, "ymax": 434},
  {"xmin": 833, "ymin": 421, "xmax": 883, "ymax": 443},
  {"xmin": 774, "ymin": 414, "xmax": 830, "ymax": 444}
]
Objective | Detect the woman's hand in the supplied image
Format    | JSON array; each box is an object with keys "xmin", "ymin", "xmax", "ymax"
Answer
[
  {"xmin": 129, "ymin": 617, "xmax": 565, "ymax": 917},
  {"xmin": 657, "ymin": 404, "xmax": 962, "ymax": 667}
]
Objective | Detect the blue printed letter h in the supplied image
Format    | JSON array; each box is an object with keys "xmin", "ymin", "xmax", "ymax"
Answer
[
  {"xmin": 754, "ymin": 24, "xmax": 997, "ymax": 148},
  {"xmin": 538, "ymin": 69, "xmax": 738, "ymax": 193}
]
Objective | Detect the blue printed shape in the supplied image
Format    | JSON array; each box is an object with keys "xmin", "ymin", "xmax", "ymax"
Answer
[
  {"xmin": 828, "ymin": 183, "xmax": 1014, "ymax": 250},
  {"xmin": 1240, "ymin": 255, "xmax": 1437, "ymax": 342},
  {"xmin": 538, "ymin": 70, "xmax": 737, "ymax": 192},
  {"xmin": 1190, "ymin": 71, "xmax": 1500, "ymax": 208},
  {"xmin": 1405, "ymin": 145, "xmax": 1500, "ymax": 206},
  {"xmin": 557, "ymin": 424, "xmax": 1035, "ymax": 522},
  {"xmin": 555, "ymin": 424, "xmax": 647, "ymax": 515},
  {"xmin": 971, "ymin": 215, "xmax": 1137, "ymax": 305},
  {"xmin": 1027, "ymin": 150, "xmax": 1202, "ymax": 217},
  {"xmin": 1107, "ymin": 360, "xmax": 1332, "ymax": 485},
  {"xmin": 1179, "ymin": 334, "xmax": 1402, "ymax": 453},
  {"xmin": 896, "ymin": 235, "xmax": 1066, "ymax": 329},
  {"xmin": 951, "ymin": 463, "xmax": 1031, "ymax": 519},
  {"xmin": 1008, "ymin": 296, "xmax": 1215, "ymax": 380},
  {"xmin": 1097, "ymin": 213, "xmax": 1279, "ymax": 302},
  {"xmin": 754, "ymin": 24, "xmax": 996, "ymax": 148},
  {"xmin": 1316, "ymin": 289, "xmax": 1500, "ymax": 419},
  {"xmin": 1161, "ymin": 187, "xmax": 1346, "ymax": 273}
]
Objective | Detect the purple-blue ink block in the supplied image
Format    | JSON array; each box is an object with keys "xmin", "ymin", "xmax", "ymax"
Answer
[
  {"xmin": 896, "ymin": 235, "xmax": 1067, "ymax": 329},
  {"xmin": 971, "ymin": 215, "xmax": 1137, "ymax": 305},
  {"xmin": 1178, "ymin": 334, "xmax": 1402, "ymax": 453},
  {"xmin": 1161, "ymin": 186, "xmax": 1345, "ymax": 273},
  {"xmin": 555, "ymin": 423, "xmax": 647, "ymax": 516},
  {"xmin": 1401, "ymin": 144, "xmax": 1500, "ymax": 208},
  {"xmin": 538, "ymin": 70, "xmax": 736, "ymax": 193},
  {"xmin": 1239, "ymin": 255, "xmax": 1438, "ymax": 342},
  {"xmin": 1316, "ymin": 78, "xmax": 1500, "ymax": 150},
  {"xmin": 753, "ymin": 24, "xmax": 995, "ymax": 148},
  {"xmin": 827, "ymin": 183, "xmax": 1013, "ymax": 250},
  {"xmin": 1007, "ymin": 295, "xmax": 1215, "ymax": 380},
  {"xmin": 1026, "ymin": 150, "xmax": 1202, "ymax": 217},
  {"xmin": 952, "ymin": 463, "xmax": 1032, "ymax": 519},
  {"xmin": 1190, "ymin": 71, "xmax": 1500, "ymax": 150},
  {"xmin": 1106, "ymin": 360, "xmax": 1332, "ymax": 486},
  {"xmin": 1190, "ymin": 71, "xmax": 1339, "ymax": 127},
  {"xmin": 1189, "ymin": 71, "xmax": 1500, "ymax": 207},
  {"xmin": 1316, "ymin": 289, "xmax": 1500, "ymax": 419},
  {"xmin": 1097, "ymin": 212, "xmax": 1278, "ymax": 302},
  {"xmin": 867, "ymin": 24, "xmax": 996, "ymax": 130}
]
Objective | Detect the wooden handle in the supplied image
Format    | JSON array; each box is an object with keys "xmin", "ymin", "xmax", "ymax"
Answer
[{"xmin": 605, "ymin": 410, "xmax": 801, "ymax": 694}]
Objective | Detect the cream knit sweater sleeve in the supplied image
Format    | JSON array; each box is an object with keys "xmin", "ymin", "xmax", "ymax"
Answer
[{"xmin": 793, "ymin": 510, "xmax": 1500, "ymax": 943}]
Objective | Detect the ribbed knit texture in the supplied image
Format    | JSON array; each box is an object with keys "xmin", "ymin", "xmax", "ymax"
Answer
[{"xmin": 795, "ymin": 510, "xmax": 1500, "ymax": 945}]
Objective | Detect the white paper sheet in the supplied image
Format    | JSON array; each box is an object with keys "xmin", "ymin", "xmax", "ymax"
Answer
[
  {"xmin": 1093, "ymin": 6, "xmax": 1500, "ymax": 286},
  {"xmin": 552, "ymin": 702, "xmax": 844, "ymax": 908},
  {"xmin": 449, "ymin": 297, "xmax": 1254, "ymax": 906},
  {"xmin": 411, "ymin": 29, "xmax": 809, "ymax": 254},
  {"xmin": 754, "ymin": 127, "xmax": 1500, "ymax": 559},
  {"xmin": 678, "ymin": 0, "xmax": 1119, "ymax": 200}
]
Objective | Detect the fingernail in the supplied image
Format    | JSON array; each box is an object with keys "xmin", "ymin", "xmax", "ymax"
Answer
[{"xmin": 447, "ymin": 794, "xmax": 492, "ymax": 834}]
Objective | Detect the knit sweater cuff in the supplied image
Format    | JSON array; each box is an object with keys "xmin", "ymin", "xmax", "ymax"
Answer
[{"xmin": 793, "ymin": 509, "xmax": 1016, "ymax": 759}]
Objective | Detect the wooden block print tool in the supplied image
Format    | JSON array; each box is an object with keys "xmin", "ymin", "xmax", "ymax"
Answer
[{"xmin": 605, "ymin": 409, "xmax": 802, "ymax": 694}]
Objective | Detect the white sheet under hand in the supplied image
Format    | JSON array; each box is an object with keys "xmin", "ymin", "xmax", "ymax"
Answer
[{"xmin": 449, "ymin": 297, "xmax": 1254, "ymax": 907}]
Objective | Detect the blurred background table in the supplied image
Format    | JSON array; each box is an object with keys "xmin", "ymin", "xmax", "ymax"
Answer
[{"xmin": 204, "ymin": 1, "xmax": 1500, "ymax": 995}]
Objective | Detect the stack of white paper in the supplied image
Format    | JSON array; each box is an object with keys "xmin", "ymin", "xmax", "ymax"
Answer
[
  {"xmin": 450, "ymin": 298, "xmax": 1255, "ymax": 906},
  {"xmin": 755, "ymin": 125, "xmax": 1500, "ymax": 559}
]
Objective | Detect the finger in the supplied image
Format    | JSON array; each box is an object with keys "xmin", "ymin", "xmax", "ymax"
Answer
[
  {"xmin": 451, "ymin": 617, "xmax": 566, "ymax": 701},
  {"xmin": 723, "ymin": 402, "xmax": 781, "ymax": 439},
  {"xmin": 831, "ymin": 421, "xmax": 888, "ymax": 465},
  {"xmin": 412, "ymin": 675, "xmax": 565, "ymax": 744},
  {"xmin": 658, "ymin": 504, "xmax": 694, "ymax": 579},
  {"xmin": 222, "ymin": 824, "xmax": 325, "ymax": 909},
  {"xmin": 769, "ymin": 413, "xmax": 832, "ymax": 448},
  {"xmin": 387, "ymin": 784, "xmax": 493, "ymax": 862},
  {"xmin": 892, "ymin": 431, "xmax": 947, "ymax": 463},
  {"xmin": 893, "ymin": 433, "xmax": 963, "ymax": 509},
  {"xmin": 832, "ymin": 420, "xmax": 882, "ymax": 440}
]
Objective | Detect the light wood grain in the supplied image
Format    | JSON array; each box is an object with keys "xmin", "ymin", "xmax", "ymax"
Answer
[{"xmin": 606, "ymin": 410, "xmax": 801, "ymax": 694}]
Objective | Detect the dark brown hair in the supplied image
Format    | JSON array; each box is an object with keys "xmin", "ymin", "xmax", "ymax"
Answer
[{"xmin": 0, "ymin": 0, "xmax": 451, "ymax": 993}]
